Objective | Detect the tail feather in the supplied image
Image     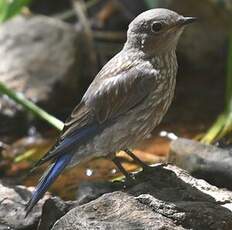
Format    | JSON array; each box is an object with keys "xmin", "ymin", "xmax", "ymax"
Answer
[
  {"xmin": 25, "ymin": 122, "xmax": 108, "ymax": 217},
  {"xmin": 25, "ymin": 153, "xmax": 73, "ymax": 216},
  {"xmin": 30, "ymin": 123, "xmax": 104, "ymax": 171}
]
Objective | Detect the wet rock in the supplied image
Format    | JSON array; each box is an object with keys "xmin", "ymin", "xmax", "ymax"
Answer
[
  {"xmin": 0, "ymin": 182, "xmax": 49, "ymax": 230},
  {"xmin": 0, "ymin": 15, "xmax": 97, "ymax": 114},
  {"xmin": 169, "ymin": 138, "xmax": 232, "ymax": 190},
  {"xmin": 51, "ymin": 165, "xmax": 232, "ymax": 230}
]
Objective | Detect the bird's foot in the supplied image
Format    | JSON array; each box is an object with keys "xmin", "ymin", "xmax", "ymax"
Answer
[
  {"xmin": 124, "ymin": 149, "xmax": 168, "ymax": 173},
  {"xmin": 124, "ymin": 149, "xmax": 151, "ymax": 171},
  {"xmin": 122, "ymin": 173, "xmax": 136, "ymax": 188},
  {"xmin": 142, "ymin": 162, "xmax": 169, "ymax": 173},
  {"xmin": 154, "ymin": 162, "xmax": 169, "ymax": 168},
  {"xmin": 111, "ymin": 156, "xmax": 135, "ymax": 181}
]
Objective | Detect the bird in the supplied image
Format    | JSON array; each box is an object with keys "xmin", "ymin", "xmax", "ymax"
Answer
[{"xmin": 25, "ymin": 8, "xmax": 196, "ymax": 215}]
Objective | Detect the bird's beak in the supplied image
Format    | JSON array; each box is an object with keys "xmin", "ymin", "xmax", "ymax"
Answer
[{"xmin": 178, "ymin": 17, "xmax": 197, "ymax": 26}]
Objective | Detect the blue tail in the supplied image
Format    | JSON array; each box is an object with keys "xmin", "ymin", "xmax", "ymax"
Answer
[
  {"xmin": 25, "ymin": 153, "xmax": 73, "ymax": 216},
  {"xmin": 25, "ymin": 121, "xmax": 109, "ymax": 216}
]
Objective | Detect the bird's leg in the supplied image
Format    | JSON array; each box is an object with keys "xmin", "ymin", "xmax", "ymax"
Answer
[
  {"xmin": 108, "ymin": 153, "xmax": 135, "ymax": 181},
  {"xmin": 111, "ymin": 158, "xmax": 133, "ymax": 180},
  {"xmin": 124, "ymin": 149, "xmax": 151, "ymax": 171}
]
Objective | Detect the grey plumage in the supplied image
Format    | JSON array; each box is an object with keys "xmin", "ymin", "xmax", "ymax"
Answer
[{"xmin": 26, "ymin": 8, "xmax": 196, "ymax": 215}]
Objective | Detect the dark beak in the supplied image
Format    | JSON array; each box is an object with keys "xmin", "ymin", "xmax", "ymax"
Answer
[{"xmin": 179, "ymin": 17, "xmax": 197, "ymax": 25}]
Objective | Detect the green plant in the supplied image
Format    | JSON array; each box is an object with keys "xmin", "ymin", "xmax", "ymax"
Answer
[
  {"xmin": 201, "ymin": 30, "xmax": 232, "ymax": 143},
  {"xmin": 0, "ymin": 82, "xmax": 64, "ymax": 130},
  {"xmin": 0, "ymin": 0, "xmax": 31, "ymax": 22}
]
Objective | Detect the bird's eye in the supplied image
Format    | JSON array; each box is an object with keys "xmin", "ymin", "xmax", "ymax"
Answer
[{"xmin": 151, "ymin": 22, "xmax": 163, "ymax": 33}]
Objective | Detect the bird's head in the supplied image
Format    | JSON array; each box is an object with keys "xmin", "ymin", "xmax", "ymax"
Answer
[{"xmin": 124, "ymin": 8, "xmax": 196, "ymax": 56}]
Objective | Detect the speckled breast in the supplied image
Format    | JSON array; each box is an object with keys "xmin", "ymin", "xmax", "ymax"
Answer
[
  {"xmin": 129, "ymin": 50, "xmax": 178, "ymax": 145},
  {"xmin": 150, "ymin": 50, "xmax": 178, "ymax": 118}
]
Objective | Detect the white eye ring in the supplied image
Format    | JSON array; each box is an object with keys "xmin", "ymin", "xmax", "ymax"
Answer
[{"xmin": 151, "ymin": 22, "xmax": 163, "ymax": 33}]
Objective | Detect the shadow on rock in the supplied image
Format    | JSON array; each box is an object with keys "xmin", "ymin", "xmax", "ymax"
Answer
[{"xmin": 47, "ymin": 165, "xmax": 232, "ymax": 230}]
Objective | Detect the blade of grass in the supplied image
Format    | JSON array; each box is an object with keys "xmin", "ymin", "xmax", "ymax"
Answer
[
  {"xmin": 201, "ymin": 29, "xmax": 232, "ymax": 143},
  {"xmin": 201, "ymin": 114, "xmax": 226, "ymax": 143},
  {"xmin": 0, "ymin": 0, "xmax": 32, "ymax": 22},
  {"xmin": 219, "ymin": 113, "xmax": 232, "ymax": 138},
  {"xmin": 0, "ymin": 82, "xmax": 64, "ymax": 131},
  {"xmin": 226, "ymin": 30, "xmax": 232, "ymax": 112}
]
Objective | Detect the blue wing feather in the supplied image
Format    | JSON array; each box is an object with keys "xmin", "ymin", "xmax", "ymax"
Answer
[
  {"xmin": 31, "ymin": 122, "xmax": 108, "ymax": 171},
  {"xmin": 25, "ymin": 123, "xmax": 106, "ymax": 216},
  {"xmin": 53, "ymin": 123, "xmax": 102, "ymax": 154},
  {"xmin": 25, "ymin": 153, "xmax": 73, "ymax": 216}
]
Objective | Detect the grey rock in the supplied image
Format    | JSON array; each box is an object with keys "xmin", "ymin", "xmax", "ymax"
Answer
[
  {"xmin": 0, "ymin": 15, "xmax": 96, "ymax": 113},
  {"xmin": 51, "ymin": 165, "xmax": 232, "ymax": 230},
  {"xmin": 38, "ymin": 196, "xmax": 79, "ymax": 230},
  {"xmin": 169, "ymin": 138, "xmax": 232, "ymax": 190},
  {"xmin": 38, "ymin": 181, "xmax": 123, "ymax": 229},
  {"xmin": 0, "ymin": 182, "xmax": 49, "ymax": 230},
  {"xmin": 76, "ymin": 180, "xmax": 123, "ymax": 205},
  {"xmin": 0, "ymin": 100, "xmax": 28, "ymax": 138}
]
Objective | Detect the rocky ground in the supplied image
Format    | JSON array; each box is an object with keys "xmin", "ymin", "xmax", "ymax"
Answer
[{"xmin": 1, "ymin": 140, "xmax": 232, "ymax": 230}]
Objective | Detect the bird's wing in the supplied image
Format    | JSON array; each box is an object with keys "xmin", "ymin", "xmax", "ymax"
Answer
[
  {"xmin": 83, "ymin": 62, "xmax": 158, "ymax": 124},
  {"xmin": 33, "ymin": 60, "xmax": 158, "ymax": 167},
  {"xmin": 63, "ymin": 60, "xmax": 159, "ymax": 136}
]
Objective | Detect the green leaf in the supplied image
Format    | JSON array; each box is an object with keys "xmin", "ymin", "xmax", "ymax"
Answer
[
  {"xmin": 0, "ymin": 0, "xmax": 32, "ymax": 23},
  {"xmin": 226, "ymin": 30, "xmax": 232, "ymax": 112},
  {"xmin": 201, "ymin": 30, "xmax": 232, "ymax": 143},
  {"xmin": 0, "ymin": 82, "xmax": 64, "ymax": 131}
]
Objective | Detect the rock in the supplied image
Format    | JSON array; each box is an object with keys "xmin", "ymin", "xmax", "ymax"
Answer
[
  {"xmin": 37, "ymin": 181, "xmax": 123, "ymax": 229},
  {"xmin": 0, "ymin": 98, "xmax": 28, "ymax": 138},
  {"xmin": 0, "ymin": 182, "xmax": 49, "ymax": 230},
  {"xmin": 168, "ymin": 138, "xmax": 232, "ymax": 190},
  {"xmin": 51, "ymin": 165, "xmax": 232, "ymax": 230},
  {"xmin": 30, "ymin": 0, "xmax": 72, "ymax": 16},
  {"xmin": 38, "ymin": 197, "xmax": 78, "ymax": 230},
  {"xmin": 76, "ymin": 180, "xmax": 123, "ymax": 205},
  {"xmin": 0, "ymin": 15, "xmax": 97, "ymax": 114}
]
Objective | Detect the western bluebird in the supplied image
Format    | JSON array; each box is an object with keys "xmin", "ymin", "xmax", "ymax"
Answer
[{"xmin": 25, "ymin": 8, "xmax": 196, "ymax": 215}]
